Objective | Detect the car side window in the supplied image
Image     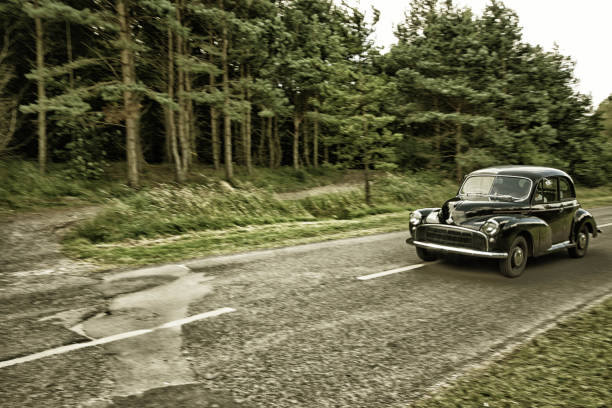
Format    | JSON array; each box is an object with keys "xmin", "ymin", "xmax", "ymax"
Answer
[
  {"xmin": 533, "ymin": 178, "xmax": 558, "ymax": 204},
  {"xmin": 558, "ymin": 177, "xmax": 574, "ymax": 200}
]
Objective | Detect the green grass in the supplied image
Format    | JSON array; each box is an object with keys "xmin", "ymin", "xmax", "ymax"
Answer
[
  {"xmin": 62, "ymin": 172, "xmax": 456, "ymax": 265},
  {"xmin": 576, "ymin": 184, "xmax": 612, "ymax": 208},
  {"xmin": 63, "ymin": 211, "xmax": 414, "ymax": 266},
  {"xmin": 0, "ymin": 160, "xmax": 132, "ymax": 214},
  {"xmin": 64, "ymin": 172, "xmax": 455, "ymax": 242},
  {"xmin": 413, "ymin": 297, "xmax": 612, "ymax": 407},
  {"xmin": 0, "ymin": 160, "xmax": 351, "ymax": 216},
  {"xmin": 3, "ymin": 159, "xmax": 609, "ymax": 266}
]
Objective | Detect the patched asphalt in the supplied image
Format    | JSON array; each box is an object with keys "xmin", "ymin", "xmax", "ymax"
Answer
[{"xmin": 0, "ymin": 207, "xmax": 611, "ymax": 407}]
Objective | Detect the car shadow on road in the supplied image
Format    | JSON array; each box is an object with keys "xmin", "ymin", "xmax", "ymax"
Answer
[{"xmin": 430, "ymin": 250, "xmax": 583, "ymax": 280}]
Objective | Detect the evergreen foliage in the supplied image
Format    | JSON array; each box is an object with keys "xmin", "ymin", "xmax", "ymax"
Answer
[{"xmin": 0, "ymin": 0, "xmax": 609, "ymax": 193}]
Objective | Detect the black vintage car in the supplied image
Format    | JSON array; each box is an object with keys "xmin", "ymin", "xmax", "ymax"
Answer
[{"xmin": 406, "ymin": 166, "xmax": 601, "ymax": 277}]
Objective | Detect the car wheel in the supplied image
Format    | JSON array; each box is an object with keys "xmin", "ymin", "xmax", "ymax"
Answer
[
  {"xmin": 416, "ymin": 247, "xmax": 437, "ymax": 262},
  {"xmin": 499, "ymin": 236, "xmax": 528, "ymax": 278},
  {"xmin": 568, "ymin": 223, "xmax": 589, "ymax": 258}
]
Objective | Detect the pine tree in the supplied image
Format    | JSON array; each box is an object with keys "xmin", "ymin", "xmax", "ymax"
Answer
[
  {"xmin": 0, "ymin": 16, "xmax": 19, "ymax": 154},
  {"xmin": 325, "ymin": 6, "xmax": 401, "ymax": 204},
  {"xmin": 19, "ymin": 0, "xmax": 115, "ymax": 174}
]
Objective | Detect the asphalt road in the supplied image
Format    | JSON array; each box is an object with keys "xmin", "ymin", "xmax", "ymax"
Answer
[{"xmin": 1, "ymin": 207, "xmax": 611, "ymax": 407}]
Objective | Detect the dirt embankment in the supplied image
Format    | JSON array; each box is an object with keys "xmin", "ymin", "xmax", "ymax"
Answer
[
  {"xmin": 1, "ymin": 207, "xmax": 98, "ymax": 272},
  {"xmin": 0, "ymin": 206, "xmax": 102, "ymax": 298}
]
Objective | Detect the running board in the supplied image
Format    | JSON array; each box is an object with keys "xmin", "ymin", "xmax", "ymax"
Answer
[{"xmin": 547, "ymin": 241, "xmax": 575, "ymax": 253}]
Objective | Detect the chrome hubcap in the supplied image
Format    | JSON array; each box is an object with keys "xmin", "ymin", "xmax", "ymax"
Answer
[
  {"xmin": 513, "ymin": 247, "xmax": 524, "ymax": 267},
  {"xmin": 578, "ymin": 232, "xmax": 587, "ymax": 249}
]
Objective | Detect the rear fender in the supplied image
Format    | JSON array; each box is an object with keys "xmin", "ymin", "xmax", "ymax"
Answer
[{"xmin": 573, "ymin": 209, "xmax": 599, "ymax": 238}]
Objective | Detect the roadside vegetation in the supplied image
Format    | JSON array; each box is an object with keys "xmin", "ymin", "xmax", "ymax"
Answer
[
  {"xmin": 2, "ymin": 159, "xmax": 609, "ymax": 266},
  {"xmin": 0, "ymin": 159, "xmax": 131, "ymax": 213},
  {"xmin": 60, "ymin": 168, "xmax": 456, "ymax": 265},
  {"xmin": 414, "ymin": 297, "xmax": 612, "ymax": 407}
]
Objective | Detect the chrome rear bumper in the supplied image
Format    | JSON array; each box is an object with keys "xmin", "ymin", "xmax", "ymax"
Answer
[{"xmin": 406, "ymin": 238, "xmax": 508, "ymax": 259}]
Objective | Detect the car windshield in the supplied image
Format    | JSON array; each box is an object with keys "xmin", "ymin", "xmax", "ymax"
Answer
[{"xmin": 459, "ymin": 176, "xmax": 531, "ymax": 201}]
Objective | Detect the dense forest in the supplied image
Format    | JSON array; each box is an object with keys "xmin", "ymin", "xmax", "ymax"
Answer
[{"xmin": 0, "ymin": 0, "xmax": 610, "ymax": 190}]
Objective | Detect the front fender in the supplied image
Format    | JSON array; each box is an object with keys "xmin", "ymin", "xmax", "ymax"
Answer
[
  {"xmin": 493, "ymin": 215, "xmax": 550, "ymax": 257},
  {"xmin": 573, "ymin": 208, "xmax": 599, "ymax": 238}
]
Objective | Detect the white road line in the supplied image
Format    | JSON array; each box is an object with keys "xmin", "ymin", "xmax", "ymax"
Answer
[
  {"xmin": 158, "ymin": 308, "xmax": 235, "ymax": 329},
  {"xmin": 0, "ymin": 307, "xmax": 236, "ymax": 369},
  {"xmin": 358, "ymin": 221, "xmax": 611, "ymax": 282},
  {"xmin": 357, "ymin": 262, "xmax": 439, "ymax": 281}
]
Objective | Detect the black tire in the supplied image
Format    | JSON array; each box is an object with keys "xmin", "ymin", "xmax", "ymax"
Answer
[
  {"xmin": 416, "ymin": 247, "xmax": 437, "ymax": 262},
  {"xmin": 499, "ymin": 236, "xmax": 528, "ymax": 278},
  {"xmin": 568, "ymin": 223, "xmax": 589, "ymax": 258}
]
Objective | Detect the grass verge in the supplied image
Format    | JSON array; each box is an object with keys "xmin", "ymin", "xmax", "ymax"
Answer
[
  {"xmin": 0, "ymin": 160, "xmax": 347, "ymax": 216},
  {"xmin": 414, "ymin": 296, "xmax": 612, "ymax": 407},
  {"xmin": 576, "ymin": 184, "xmax": 612, "ymax": 208},
  {"xmin": 60, "ymin": 171, "xmax": 456, "ymax": 266},
  {"xmin": 63, "ymin": 211, "xmax": 412, "ymax": 266}
]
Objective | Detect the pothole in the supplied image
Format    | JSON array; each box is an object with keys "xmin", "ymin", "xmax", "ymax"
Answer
[{"xmin": 76, "ymin": 264, "xmax": 215, "ymax": 397}]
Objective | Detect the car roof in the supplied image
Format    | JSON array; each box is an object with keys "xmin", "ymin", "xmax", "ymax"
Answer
[{"xmin": 467, "ymin": 165, "xmax": 572, "ymax": 183}]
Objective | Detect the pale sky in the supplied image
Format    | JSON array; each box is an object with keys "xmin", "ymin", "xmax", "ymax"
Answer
[{"xmin": 345, "ymin": 0, "xmax": 612, "ymax": 108}]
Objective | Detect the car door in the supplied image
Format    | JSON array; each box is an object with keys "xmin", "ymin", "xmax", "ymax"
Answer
[
  {"xmin": 531, "ymin": 177, "xmax": 565, "ymax": 244},
  {"xmin": 557, "ymin": 176, "xmax": 578, "ymax": 242}
]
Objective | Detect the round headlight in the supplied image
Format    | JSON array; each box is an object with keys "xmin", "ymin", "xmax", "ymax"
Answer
[
  {"xmin": 481, "ymin": 219, "xmax": 500, "ymax": 236},
  {"xmin": 410, "ymin": 211, "xmax": 422, "ymax": 226}
]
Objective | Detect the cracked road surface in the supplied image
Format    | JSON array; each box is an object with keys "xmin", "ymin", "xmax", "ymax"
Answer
[{"xmin": 0, "ymin": 207, "xmax": 611, "ymax": 407}]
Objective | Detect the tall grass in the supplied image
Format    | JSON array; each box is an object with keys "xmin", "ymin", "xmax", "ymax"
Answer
[
  {"xmin": 69, "ymin": 173, "xmax": 457, "ymax": 244},
  {"xmin": 0, "ymin": 160, "xmax": 347, "ymax": 214},
  {"xmin": 0, "ymin": 160, "xmax": 131, "ymax": 212}
]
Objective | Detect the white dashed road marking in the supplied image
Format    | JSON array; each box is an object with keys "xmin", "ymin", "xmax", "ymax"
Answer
[
  {"xmin": 358, "ymin": 220, "xmax": 611, "ymax": 282},
  {"xmin": 357, "ymin": 262, "xmax": 439, "ymax": 281},
  {"xmin": 4, "ymin": 222, "xmax": 610, "ymax": 368},
  {"xmin": 0, "ymin": 307, "xmax": 236, "ymax": 369}
]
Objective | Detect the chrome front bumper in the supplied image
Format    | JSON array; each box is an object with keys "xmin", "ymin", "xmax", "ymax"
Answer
[{"xmin": 406, "ymin": 238, "xmax": 508, "ymax": 259}]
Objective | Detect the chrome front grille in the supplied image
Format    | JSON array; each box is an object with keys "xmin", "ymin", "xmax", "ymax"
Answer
[{"xmin": 415, "ymin": 225, "xmax": 487, "ymax": 251}]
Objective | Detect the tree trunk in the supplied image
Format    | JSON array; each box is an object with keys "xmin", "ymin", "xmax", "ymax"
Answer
[
  {"xmin": 34, "ymin": 3, "xmax": 46, "ymax": 174},
  {"xmin": 176, "ymin": 0, "xmax": 190, "ymax": 175},
  {"xmin": 211, "ymin": 107, "xmax": 220, "ymax": 170},
  {"xmin": 313, "ymin": 108, "xmax": 319, "ymax": 168},
  {"xmin": 220, "ymin": 0, "xmax": 233, "ymax": 181},
  {"xmin": 274, "ymin": 115, "xmax": 281, "ymax": 168},
  {"xmin": 167, "ymin": 24, "xmax": 184, "ymax": 182},
  {"xmin": 257, "ymin": 112, "xmax": 266, "ymax": 166},
  {"xmin": 455, "ymin": 106, "xmax": 463, "ymax": 183},
  {"xmin": 363, "ymin": 115, "xmax": 371, "ymax": 205},
  {"xmin": 117, "ymin": 0, "xmax": 139, "ymax": 187},
  {"xmin": 245, "ymin": 67, "xmax": 252, "ymax": 175},
  {"xmin": 163, "ymin": 106, "xmax": 172, "ymax": 163},
  {"xmin": 267, "ymin": 117, "xmax": 274, "ymax": 168},
  {"xmin": 235, "ymin": 121, "xmax": 242, "ymax": 164},
  {"xmin": 434, "ymin": 97, "xmax": 441, "ymax": 169},
  {"xmin": 66, "ymin": 21, "xmax": 74, "ymax": 89},
  {"xmin": 303, "ymin": 115, "xmax": 311, "ymax": 167},
  {"xmin": 292, "ymin": 114, "xmax": 301, "ymax": 170},
  {"xmin": 186, "ymin": 69, "xmax": 196, "ymax": 166},
  {"xmin": 209, "ymin": 31, "xmax": 220, "ymax": 170},
  {"xmin": 364, "ymin": 156, "xmax": 371, "ymax": 206}
]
